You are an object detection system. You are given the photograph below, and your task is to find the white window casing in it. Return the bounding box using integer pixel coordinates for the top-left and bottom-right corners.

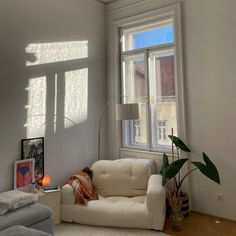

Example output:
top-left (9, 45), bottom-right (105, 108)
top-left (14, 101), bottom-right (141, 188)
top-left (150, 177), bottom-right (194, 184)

top-left (112, 3), bottom-right (186, 156)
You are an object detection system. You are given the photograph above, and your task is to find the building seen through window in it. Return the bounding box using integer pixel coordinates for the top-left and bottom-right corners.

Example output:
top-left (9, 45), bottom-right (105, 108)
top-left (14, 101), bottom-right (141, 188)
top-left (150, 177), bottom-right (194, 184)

top-left (158, 120), bottom-right (167, 140)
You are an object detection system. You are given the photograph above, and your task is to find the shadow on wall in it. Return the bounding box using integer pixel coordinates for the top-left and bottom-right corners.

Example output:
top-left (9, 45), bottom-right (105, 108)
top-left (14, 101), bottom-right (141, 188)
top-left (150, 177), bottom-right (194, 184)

top-left (22, 40), bottom-right (95, 186)
top-left (0, 39), bottom-right (93, 190)
top-left (0, 0), bottom-right (106, 191)
top-left (24, 41), bottom-right (89, 138)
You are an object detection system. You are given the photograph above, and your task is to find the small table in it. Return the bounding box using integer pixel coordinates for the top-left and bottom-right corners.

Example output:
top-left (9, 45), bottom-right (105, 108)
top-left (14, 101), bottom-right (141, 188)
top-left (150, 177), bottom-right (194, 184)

top-left (36, 189), bottom-right (61, 225)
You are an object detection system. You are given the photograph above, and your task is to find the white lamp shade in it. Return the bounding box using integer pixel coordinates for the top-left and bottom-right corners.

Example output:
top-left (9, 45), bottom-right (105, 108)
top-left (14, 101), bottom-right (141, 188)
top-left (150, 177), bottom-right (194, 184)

top-left (116, 103), bottom-right (139, 120)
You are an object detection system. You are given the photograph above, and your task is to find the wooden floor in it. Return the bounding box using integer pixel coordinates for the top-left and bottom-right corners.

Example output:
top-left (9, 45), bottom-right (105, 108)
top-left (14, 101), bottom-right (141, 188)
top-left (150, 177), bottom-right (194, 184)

top-left (163, 211), bottom-right (236, 236)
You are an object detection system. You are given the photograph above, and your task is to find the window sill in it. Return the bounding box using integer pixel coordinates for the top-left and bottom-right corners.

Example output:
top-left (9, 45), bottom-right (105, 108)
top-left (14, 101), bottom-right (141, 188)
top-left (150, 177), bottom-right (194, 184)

top-left (120, 147), bottom-right (163, 155)
top-left (120, 147), bottom-right (178, 159)
top-left (120, 147), bottom-right (174, 155)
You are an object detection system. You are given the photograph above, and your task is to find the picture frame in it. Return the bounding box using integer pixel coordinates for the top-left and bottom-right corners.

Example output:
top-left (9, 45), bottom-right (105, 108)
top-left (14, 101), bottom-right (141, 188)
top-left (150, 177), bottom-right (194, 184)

top-left (21, 137), bottom-right (44, 185)
top-left (14, 158), bottom-right (35, 189)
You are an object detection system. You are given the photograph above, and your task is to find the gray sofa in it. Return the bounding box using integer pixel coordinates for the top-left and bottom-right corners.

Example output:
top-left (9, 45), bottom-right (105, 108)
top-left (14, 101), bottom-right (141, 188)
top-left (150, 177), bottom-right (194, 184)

top-left (0, 203), bottom-right (53, 235)
top-left (0, 225), bottom-right (51, 236)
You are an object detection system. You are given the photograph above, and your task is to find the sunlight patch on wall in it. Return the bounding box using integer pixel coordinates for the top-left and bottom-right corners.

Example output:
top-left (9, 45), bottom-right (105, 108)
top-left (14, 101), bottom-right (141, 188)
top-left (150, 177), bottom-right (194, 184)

top-left (25, 77), bottom-right (46, 138)
top-left (25, 41), bottom-right (88, 66)
top-left (64, 69), bottom-right (88, 128)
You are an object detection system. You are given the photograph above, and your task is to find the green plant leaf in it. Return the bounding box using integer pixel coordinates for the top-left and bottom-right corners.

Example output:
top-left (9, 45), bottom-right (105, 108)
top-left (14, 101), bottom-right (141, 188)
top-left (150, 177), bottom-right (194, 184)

top-left (164, 158), bottom-right (188, 179)
top-left (192, 152), bottom-right (220, 185)
top-left (168, 135), bottom-right (191, 152)
top-left (160, 153), bottom-right (169, 186)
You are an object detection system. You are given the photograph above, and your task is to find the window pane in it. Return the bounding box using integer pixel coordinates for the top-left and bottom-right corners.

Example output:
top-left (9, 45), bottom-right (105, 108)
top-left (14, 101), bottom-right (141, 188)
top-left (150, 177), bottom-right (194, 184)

top-left (124, 103), bottom-right (147, 146)
top-left (122, 54), bottom-right (147, 147)
top-left (133, 25), bottom-right (174, 50)
top-left (122, 54), bottom-right (146, 101)
top-left (149, 49), bottom-right (177, 149)
top-left (122, 20), bottom-right (174, 52)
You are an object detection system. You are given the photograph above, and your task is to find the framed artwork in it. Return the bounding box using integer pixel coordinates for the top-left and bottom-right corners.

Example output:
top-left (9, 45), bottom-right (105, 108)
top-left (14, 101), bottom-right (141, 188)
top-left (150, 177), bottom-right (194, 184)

top-left (21, 137), bottom-right (44, 185)
top-left (14, 159), bottom-right (35, 189)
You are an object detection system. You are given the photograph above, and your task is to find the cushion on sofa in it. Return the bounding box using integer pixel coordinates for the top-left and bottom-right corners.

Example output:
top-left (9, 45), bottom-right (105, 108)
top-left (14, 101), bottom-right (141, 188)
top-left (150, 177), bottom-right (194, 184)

top-left (0, 225), bottom-right (51, 236)
top-left (0, 203), bottom-right (52, 231)
top-left (91, 158), bottom-right (156, 197)
top-left (61, 195), bottom-right (150, 228)
top-left (0, 190), bottom-right (37, 215)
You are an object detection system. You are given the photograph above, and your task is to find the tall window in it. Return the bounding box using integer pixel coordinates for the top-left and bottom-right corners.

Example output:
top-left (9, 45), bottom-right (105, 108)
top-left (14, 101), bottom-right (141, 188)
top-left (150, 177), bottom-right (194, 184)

top-left (120, 14), bottom-right (179, 152)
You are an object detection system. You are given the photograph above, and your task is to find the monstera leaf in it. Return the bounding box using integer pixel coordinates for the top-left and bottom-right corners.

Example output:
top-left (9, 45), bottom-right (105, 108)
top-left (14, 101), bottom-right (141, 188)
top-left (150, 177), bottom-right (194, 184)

top-left (164, 158), bottom-right (188, 180)
top-left (192, 152), bottom-right (220, 185)
top-left (160, 153), bottom-right (169, 186)
top-left (168, 135), bottom-right (191, 152)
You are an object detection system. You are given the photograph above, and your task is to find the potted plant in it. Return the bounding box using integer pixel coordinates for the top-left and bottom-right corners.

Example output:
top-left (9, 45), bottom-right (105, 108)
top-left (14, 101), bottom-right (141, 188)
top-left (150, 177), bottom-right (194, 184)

top-left (160, 131), bottom-right (220, 229)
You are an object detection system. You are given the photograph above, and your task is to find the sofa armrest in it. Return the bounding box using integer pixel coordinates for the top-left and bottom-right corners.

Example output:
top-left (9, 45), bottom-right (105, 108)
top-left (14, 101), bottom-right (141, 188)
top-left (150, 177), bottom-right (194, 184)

top-left (61, 184), bottom-right (75, 205)
top-left (146, 174), bottom-right (166, 212)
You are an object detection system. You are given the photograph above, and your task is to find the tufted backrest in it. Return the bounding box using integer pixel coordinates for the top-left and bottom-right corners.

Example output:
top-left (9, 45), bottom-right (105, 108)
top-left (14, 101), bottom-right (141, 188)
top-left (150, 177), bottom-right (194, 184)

top-left (91, 158), bottom-right (156, 197)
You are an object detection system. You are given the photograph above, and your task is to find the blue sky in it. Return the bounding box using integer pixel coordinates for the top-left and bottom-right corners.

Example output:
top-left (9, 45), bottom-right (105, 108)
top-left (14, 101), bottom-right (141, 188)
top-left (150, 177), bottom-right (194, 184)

top-left (133, 25), bottom-right (174, 49)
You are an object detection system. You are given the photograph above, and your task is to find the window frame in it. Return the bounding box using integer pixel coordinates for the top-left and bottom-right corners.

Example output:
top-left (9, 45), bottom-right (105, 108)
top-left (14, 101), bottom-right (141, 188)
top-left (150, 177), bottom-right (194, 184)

top-left (113, 3), bottom-right (186, 155)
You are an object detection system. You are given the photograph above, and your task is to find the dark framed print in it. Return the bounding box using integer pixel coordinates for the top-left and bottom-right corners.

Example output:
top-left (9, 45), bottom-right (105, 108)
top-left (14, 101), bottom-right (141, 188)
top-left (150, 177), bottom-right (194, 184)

top-left (21, 137), bottom-right (44, 185)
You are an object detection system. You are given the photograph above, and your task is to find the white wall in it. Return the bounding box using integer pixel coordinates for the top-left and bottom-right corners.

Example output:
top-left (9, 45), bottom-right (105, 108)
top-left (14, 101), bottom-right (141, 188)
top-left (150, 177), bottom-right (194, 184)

top-left (0, 0), bottom-right (106, 191)
top-left (106, 0), bottom-right (236, 220)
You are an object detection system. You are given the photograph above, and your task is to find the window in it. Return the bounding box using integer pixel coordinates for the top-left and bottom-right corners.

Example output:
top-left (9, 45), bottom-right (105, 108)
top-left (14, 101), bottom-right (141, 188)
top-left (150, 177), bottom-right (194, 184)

top-left (157, 120), bottom-right (167, 140)
top-left (120, 8), bottom-right (181, 152)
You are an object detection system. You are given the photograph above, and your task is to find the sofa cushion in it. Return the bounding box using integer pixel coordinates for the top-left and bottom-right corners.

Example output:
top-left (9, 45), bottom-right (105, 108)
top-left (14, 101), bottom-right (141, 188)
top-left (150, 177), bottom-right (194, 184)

top-left (0, 203), bottom-right (52, 231)
top-left (0, 225), bottom-right (51, 236)
top-left (0, 190), bottom-right (38, 215)
top-left (91, 158), bottom-right (156, 197)
top-left (61, 195), bottom-right (154, 229)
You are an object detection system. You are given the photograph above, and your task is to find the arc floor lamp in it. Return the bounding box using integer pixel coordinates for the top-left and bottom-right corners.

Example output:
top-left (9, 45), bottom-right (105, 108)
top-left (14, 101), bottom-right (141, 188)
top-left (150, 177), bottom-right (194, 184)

top-left (97, 102), bottom-right (139, 160)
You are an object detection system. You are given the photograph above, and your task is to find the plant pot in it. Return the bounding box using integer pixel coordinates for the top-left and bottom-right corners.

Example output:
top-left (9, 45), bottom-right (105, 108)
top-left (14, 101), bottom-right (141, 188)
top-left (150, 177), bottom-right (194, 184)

top-left (170, 205), bottom-right (184, 231)
top-left (180, 192), bottom-right (189, 217)
top-left (166, 192), bottom-right (189, 217)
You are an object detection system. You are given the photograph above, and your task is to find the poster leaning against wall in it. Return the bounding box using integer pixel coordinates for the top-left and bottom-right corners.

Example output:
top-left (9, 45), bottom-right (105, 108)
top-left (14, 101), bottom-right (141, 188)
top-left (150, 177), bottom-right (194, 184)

top-left (14, 158), bottom-right (35, 189)
top-left (21, 137), bottom-right (44, 185)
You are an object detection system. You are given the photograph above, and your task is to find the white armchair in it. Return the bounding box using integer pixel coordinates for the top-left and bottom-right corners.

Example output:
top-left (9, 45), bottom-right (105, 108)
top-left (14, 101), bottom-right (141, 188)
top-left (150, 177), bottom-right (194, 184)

top-left (61, 158), bottom-right (166, 230)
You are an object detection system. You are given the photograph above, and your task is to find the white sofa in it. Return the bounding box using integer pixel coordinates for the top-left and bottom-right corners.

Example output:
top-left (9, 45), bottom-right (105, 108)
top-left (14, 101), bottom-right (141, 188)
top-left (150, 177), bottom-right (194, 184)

top-left (61, 158), bottom-right (166, 230)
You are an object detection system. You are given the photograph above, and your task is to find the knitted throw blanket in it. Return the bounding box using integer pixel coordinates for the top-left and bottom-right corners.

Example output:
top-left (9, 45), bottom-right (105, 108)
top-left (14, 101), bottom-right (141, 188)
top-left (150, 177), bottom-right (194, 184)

top-left (67, 171), bottom-right (98, 205)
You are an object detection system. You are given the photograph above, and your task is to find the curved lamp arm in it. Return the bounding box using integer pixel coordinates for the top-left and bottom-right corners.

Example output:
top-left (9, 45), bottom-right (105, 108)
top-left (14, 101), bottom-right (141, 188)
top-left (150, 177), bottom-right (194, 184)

top-left (97, 101), bottom-right (110, 161)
